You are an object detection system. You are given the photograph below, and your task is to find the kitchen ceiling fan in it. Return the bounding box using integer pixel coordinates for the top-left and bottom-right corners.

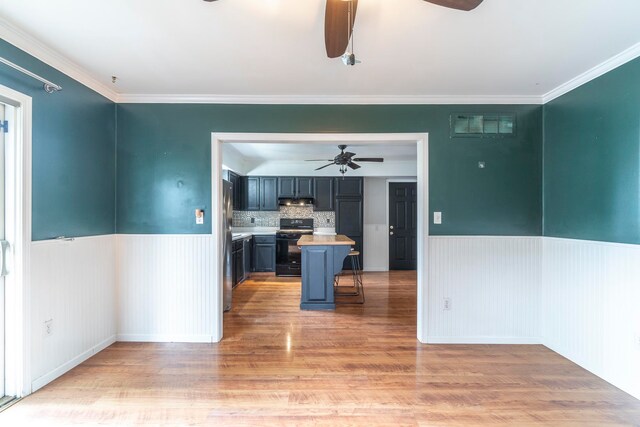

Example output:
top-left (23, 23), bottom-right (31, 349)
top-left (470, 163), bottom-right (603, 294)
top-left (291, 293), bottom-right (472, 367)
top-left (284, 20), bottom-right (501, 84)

top-left (306, 145), bottom-right (384, 176)
top-left (325, 0), bottom-right (484, 61)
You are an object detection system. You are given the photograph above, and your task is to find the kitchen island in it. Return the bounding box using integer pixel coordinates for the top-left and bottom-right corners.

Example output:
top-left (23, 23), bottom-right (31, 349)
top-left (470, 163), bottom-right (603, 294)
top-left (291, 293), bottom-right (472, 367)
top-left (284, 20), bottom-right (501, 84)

top-left (297, 234), bottom-right (355, 310)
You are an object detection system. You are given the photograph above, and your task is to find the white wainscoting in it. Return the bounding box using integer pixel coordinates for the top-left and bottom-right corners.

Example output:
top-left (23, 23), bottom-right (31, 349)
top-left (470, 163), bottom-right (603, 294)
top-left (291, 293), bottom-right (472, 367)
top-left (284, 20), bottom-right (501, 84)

top-left (115, 234), bottom-right (217, 343)
top-left (541, 237), bottom-right (640, 400)
top-left (30, 235), bottom-right (116, 391)
top-left (426, 236), bottom-right (542, 344)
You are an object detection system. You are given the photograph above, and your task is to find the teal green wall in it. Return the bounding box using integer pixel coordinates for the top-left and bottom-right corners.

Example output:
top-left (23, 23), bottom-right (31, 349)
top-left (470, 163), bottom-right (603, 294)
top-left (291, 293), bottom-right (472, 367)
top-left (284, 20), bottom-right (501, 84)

top-left (116, 104), bottom-right (542, 235)
top-left (543, 57), bottom-right (640, 244)
top-left (0, 40), bottom-right (116, 241)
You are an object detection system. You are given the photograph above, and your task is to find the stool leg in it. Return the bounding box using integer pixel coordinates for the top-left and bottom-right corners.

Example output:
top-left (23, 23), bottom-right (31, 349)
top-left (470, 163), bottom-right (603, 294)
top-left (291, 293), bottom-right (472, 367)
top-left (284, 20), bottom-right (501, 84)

top-left (334, 255), bottom-right (361, 298)
top-left (357, 255), bottom-right (364, 303)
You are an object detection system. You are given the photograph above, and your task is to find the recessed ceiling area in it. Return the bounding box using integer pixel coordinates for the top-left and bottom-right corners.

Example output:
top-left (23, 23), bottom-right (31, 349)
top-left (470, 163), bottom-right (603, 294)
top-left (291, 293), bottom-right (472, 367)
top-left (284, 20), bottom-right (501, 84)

top-left (0, 0), bottom-right (639, 100)
top-left (228, 142), bottom-right (417, 162)
top-left (223, 142), bottom-right (417, 177)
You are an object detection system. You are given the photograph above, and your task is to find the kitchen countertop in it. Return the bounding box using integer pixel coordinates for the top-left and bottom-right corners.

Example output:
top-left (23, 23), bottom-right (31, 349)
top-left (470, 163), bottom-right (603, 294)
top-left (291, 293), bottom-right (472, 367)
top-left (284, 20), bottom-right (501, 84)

top-left (231, 233), bottom-right (253, 241)
top-left (231, 227), bottom-right (277, 241)
top-left (297, 234), bottom-right (355, 246)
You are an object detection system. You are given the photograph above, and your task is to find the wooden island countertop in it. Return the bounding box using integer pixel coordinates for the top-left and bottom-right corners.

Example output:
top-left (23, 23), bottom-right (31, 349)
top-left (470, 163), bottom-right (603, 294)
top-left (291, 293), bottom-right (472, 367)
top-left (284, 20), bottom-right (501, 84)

top-left (297, 234), bottom-right (355, 246)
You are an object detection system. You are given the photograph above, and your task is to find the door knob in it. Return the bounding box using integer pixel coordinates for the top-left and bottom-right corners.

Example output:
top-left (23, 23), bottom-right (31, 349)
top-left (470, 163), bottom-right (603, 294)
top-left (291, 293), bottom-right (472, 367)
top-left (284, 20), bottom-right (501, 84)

top-left (390, 231), bottom-right (394, 235)
top-left (390, 225), bottom-right (394, 230)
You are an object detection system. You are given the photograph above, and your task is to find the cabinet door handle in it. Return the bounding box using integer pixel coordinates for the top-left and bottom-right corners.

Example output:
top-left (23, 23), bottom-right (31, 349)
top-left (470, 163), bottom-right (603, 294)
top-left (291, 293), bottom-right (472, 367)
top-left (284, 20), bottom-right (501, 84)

top-left (390, 232), bottom-right (394, 236)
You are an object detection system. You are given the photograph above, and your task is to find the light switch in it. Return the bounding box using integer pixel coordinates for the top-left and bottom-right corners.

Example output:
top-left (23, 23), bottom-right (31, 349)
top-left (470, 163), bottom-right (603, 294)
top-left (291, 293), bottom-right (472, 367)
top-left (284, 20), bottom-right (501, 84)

top-left (195, 209), bottom-right (204, 225)
top-left (434, 212), bottom-right (442, 225)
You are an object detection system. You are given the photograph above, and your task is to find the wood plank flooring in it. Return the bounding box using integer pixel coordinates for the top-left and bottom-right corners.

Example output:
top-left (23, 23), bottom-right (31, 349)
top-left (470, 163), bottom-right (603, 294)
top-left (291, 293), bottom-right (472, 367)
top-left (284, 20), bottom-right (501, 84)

top-left (2, 271), bottom-right (639, 425)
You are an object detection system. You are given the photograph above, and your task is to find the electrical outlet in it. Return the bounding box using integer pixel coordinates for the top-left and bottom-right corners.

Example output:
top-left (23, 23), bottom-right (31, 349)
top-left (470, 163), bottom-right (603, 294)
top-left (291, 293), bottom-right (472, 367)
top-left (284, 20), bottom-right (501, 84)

top-left (44, 319), bottom-right (53, 337)
top-left (443, 297), bottom-right (451, 311)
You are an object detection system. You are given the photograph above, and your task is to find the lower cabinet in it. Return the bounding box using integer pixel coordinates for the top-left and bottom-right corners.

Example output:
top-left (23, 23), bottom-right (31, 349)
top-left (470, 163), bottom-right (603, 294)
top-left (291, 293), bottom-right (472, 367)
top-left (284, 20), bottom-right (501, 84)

top-left (232, 239), bottom-right (244, 287)
top-left (253, 235), bottom-right (276, 272)
top-left (243, 237), bottom-right (252, 278)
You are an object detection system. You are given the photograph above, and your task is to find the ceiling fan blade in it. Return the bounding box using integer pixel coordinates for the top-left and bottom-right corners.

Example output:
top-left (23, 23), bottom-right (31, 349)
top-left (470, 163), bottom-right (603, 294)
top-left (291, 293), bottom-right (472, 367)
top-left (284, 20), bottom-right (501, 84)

top-left (315, 163), bottom-right (336, 171)
top-left (325, 0), bottom-right (358, 58)
top-left (423, 0), bottom-right (483, 11)
top-left (347, 162), bottom-right (361, 170)
top-left (305, 159), bottom-right (334, 162)
top-left (352, 158), bottom-right (384, 162)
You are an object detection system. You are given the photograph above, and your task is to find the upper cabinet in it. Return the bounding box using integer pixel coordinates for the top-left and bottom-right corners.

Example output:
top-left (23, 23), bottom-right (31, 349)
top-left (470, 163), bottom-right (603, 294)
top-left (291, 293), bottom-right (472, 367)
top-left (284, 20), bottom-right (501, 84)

top-left (335, 177), bottom-right (363, 198)
top-left (278, 177), bottom-right (315, 199)
top-left (245, 177), bottom-right (260, 211)
top-left (228, 171), bottom-right (242, 211)
top-left (278, 177), bottom-right (296, 198)
top-left (234, 175), bottom-right (342, 212)
top-left (296, 177), bottom-right (314, 198)
top-left (260, 177), bottom-right (279, 211)
top-left (313, 178), bottom-right (335, 211)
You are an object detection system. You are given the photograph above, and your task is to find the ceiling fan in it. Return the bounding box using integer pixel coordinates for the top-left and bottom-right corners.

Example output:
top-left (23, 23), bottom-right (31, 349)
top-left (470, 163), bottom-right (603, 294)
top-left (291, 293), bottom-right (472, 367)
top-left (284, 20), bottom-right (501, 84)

top-left (306, 145), bottom-right (384, 176)
top-left (325, 0), bottom-right (484, 62)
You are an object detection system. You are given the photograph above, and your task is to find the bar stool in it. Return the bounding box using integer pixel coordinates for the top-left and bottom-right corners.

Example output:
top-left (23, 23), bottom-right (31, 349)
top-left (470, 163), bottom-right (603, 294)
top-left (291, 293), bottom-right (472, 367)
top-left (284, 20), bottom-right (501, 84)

top-left (334, 250), bottom-right (364, 304)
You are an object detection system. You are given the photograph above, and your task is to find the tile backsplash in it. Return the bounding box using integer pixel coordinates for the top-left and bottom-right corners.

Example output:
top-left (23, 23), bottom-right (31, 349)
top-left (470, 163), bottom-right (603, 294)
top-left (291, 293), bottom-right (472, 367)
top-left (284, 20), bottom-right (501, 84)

top-left (233, 206), bottom-right (335, 228)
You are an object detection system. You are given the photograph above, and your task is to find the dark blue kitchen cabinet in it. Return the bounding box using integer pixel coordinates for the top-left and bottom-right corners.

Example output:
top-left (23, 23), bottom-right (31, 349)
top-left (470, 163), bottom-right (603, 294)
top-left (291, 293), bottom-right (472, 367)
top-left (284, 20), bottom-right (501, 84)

top-left (232, 239), bottom-right (245, 287)
top-left (278, 177), bottom-right (296, 198)
top-left (228, 171), bottom-right (243, 211)
top-left (278, 177), bottom-right (314, 199)
top-left (260, 177), bottom-right (279, 211)
top-left (245, 177), bottom-right (260, 211)
top-left (313, 177), bottom-right (335, 211)
top-left (243, 237), bottom-right (252, 279)
top-left (335, 177), bottom-right (363, 198)
top-left (296, 177), bottom-right (314, 198)
top-left (253, 235), bottom-right (276, 272)
top-left (335, 177), bottom-right (364, 269)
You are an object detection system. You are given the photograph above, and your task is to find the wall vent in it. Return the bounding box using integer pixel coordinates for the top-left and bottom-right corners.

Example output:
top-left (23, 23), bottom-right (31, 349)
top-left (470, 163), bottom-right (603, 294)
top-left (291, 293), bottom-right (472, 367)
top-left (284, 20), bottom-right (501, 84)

top-left (450, 113), bottom-right (516, 138)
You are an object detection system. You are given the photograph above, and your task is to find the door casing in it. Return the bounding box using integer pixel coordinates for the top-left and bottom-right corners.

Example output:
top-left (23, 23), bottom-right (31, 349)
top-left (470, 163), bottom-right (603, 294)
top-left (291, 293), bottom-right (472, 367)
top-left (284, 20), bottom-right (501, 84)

top-left (0, 84), bottom-right (32, 399)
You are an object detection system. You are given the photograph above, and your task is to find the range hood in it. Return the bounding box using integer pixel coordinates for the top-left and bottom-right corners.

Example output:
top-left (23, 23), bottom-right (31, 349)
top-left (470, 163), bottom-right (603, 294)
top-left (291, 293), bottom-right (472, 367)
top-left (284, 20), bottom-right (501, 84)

top-left (278, 197), bottom-right (314, 207)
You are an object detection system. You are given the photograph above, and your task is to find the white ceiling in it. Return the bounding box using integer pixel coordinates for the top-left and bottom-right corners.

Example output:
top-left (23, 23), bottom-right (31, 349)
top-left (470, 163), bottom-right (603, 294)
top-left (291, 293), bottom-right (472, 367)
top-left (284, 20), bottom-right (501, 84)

top-left (1, 0), bottom-right (639, 101)
top-left (229, 142), bottom-right (417, 162)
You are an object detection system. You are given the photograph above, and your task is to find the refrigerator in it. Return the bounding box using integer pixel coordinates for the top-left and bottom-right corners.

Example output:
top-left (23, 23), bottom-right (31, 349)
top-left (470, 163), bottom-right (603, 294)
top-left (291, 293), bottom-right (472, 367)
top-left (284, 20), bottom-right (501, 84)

top-left (222, 179), bottom-right (233, 312)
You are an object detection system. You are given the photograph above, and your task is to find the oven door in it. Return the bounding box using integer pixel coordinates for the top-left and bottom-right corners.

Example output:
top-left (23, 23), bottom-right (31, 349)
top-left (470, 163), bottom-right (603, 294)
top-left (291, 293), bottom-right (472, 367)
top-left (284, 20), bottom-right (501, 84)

top-left (276, 234), bottom-right (303, 276)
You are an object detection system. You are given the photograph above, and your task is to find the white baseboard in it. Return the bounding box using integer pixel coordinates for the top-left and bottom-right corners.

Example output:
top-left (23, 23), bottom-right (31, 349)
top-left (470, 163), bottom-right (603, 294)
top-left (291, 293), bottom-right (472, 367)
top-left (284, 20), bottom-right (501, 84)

top-left (426, 336), bottom-right (541, 345)
top-left (31, 335), bottom-right (116, 392)
top-left (116, 334), bottom-right (216, 343)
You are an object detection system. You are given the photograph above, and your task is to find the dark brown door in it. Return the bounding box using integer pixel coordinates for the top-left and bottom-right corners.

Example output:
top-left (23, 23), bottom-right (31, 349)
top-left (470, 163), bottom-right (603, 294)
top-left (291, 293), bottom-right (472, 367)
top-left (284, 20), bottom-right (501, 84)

top-left (389, 182), bottom-right (417, 270)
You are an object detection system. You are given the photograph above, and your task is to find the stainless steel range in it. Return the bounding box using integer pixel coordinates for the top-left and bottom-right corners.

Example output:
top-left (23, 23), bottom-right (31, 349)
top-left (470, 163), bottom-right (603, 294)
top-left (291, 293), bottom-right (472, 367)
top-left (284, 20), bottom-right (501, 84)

top-left (276, 218), bottom-right (314, 277)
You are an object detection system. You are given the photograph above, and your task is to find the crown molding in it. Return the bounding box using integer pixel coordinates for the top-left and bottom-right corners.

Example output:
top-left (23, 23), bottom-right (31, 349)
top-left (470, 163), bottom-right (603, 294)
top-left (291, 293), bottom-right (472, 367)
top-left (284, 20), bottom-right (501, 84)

top-left (0, 17), bottom-right (118, 102)
top-left (542, 41), bottom-right (640, 104)
top-left (117, 93), bottom-right (543, 105)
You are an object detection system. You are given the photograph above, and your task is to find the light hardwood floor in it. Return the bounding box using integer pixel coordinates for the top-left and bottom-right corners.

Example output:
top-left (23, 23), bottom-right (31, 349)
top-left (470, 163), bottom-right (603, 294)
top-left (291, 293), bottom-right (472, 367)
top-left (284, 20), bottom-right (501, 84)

top-left (1, 271), bottom-right (639, 426)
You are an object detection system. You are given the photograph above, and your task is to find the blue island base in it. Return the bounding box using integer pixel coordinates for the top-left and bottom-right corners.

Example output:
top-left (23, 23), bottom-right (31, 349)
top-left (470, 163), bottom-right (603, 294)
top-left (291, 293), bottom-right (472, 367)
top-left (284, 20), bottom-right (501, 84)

top-left (300, 244), bottom-right (351, 311)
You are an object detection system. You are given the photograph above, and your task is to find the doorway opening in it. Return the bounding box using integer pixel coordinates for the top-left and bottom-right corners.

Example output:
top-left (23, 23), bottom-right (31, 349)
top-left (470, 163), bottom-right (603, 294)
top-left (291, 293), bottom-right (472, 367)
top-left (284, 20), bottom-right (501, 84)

top-left (211, 133), bottom-right (428, 342)
top-left (0, 84), bottom-right (32, 406)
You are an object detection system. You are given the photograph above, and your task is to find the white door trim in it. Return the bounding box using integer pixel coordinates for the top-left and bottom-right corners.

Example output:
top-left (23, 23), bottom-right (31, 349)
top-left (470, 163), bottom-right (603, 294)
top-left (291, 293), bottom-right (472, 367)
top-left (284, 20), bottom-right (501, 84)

top-left (211, 133), bottom-right (429, 343)
top-left (0, 84), bottom-right (32, 398)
